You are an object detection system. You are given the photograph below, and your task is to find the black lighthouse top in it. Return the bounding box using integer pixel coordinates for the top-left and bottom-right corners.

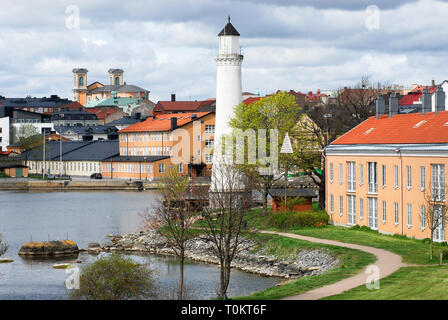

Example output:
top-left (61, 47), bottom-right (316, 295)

top-left (218, 16), bottom-right (240, 36)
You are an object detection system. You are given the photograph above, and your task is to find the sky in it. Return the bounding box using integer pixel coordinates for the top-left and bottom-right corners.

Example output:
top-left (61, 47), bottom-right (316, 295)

top-left (1, 0), bottom-right (448, 102)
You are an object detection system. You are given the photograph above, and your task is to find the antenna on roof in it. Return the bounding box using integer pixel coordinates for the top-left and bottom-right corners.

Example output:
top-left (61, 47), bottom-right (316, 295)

top-left (228, 16), bottom-right (231, 23)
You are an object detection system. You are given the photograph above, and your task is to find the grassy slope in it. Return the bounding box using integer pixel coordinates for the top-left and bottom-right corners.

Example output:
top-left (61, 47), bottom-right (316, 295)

top-left (233, 232), bottom-right (375, 300)
top-left (324, 266), bottom-right (448, 300)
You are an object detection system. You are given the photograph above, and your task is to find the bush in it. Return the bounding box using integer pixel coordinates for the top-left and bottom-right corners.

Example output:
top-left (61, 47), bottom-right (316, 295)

top-left (284, 196), bottom-right (307, 210)
top-left (69, 254), bottom-right (157, 300)
top-left (442, 250), bottom-right (448, 260)
top-left (268, 210), bottom-right (329, 229)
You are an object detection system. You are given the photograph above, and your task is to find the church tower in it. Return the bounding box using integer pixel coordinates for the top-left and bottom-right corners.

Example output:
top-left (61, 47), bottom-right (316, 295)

top-left (214, 16), bottom-right (243, 141)
top-left (72, 68), bottom-right (88, 106)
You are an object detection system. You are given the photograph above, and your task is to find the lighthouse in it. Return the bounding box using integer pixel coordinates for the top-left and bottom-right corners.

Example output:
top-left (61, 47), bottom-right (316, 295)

top-left (210, 17), bottom-right (244, 192)
top-left (214, 16), bottom-right (243, 146)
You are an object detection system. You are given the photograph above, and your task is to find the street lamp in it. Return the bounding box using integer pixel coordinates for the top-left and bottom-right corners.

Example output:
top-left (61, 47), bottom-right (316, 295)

top-left (323, 113), bottom-right (332, 143)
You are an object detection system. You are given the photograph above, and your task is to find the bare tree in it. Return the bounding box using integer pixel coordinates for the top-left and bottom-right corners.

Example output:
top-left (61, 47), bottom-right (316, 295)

top-left (422, 186), bottom-right (448, 260)
top-left (140, 169), bottom-right (197, 300)
top-left (0, 234), bottom-right (7, 257)
top-left (200, 163), bottom-right (250, 299)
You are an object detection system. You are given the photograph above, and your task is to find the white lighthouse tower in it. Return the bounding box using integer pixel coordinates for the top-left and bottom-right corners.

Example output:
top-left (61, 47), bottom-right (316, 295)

top-left (210, 17), bottom-right (244, 192)
top-left (214, 16), bottom-right (243, 146)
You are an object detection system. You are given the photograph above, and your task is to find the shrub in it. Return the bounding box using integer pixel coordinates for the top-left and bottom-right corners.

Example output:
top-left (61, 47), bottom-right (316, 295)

top-left (442, 250), bottom-right (448, 260)
top-left (422, 238), bottom-right (431, 244)
top-left (268, 210), bottom-right (329, 229)
top-left (285, 196), bottom-right (307, 210)
top-left (69, 254), bottom-right (157, 300)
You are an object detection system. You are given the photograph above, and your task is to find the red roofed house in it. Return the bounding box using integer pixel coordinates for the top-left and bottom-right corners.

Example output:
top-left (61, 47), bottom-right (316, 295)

top-left (398, 80), bottom-right (448, 112)
top-left (101, 111), bottom-right (215, 180)
top-left (325, 110), bottom-right (448, 241)
top-left (153, 94), bottom-right (215, 115)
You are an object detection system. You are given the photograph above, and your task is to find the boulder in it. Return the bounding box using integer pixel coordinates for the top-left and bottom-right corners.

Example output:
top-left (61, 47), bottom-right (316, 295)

top-left (18, 240), bottom-right (79, 256)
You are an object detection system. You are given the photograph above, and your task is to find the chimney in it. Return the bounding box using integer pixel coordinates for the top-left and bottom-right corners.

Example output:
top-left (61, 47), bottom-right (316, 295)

top-left (432, 79), bottom-right (436, 87)
top-left (422, 86), bottom-right (432, 115)
top-left (376, 95), bottom-right (385, 119)
top-left (435, 86), bottom-right (446, 113)
top-left (171, 93), bottom-right (176, 102)
top-left (389, 92), bottom-right (398, 117)
top-left (170, 117), bottom-right (177, 130)
top-left (135, 112), bottom-right (141, 120)
top-left (191, 114), bottom-right (198, 120)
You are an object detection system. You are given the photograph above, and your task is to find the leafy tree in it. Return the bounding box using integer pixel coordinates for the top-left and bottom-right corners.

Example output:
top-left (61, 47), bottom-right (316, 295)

top-left (229, 91), bottom-right (301, 215)
top-left (11, 124), bottom-right (43, 166)
top-left (69, 254), bottom-right (157, 300)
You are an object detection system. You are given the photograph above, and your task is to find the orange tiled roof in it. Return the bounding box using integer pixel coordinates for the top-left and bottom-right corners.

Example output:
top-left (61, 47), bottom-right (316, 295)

top-left (331, 111), bottom-right (448, 145)
top-left (243, 97), bottom-right (261, 105)
top-left (119, 112), bottom-right (212, 133)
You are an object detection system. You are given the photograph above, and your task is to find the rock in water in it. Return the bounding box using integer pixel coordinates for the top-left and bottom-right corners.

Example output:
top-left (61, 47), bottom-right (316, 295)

top-left (0, 258), bottom-right (13, 263)
top-left (18, 240), bottom-right (79, 256)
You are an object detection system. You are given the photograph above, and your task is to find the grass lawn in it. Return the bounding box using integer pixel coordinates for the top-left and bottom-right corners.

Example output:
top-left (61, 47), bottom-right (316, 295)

top-left (324, 266), bottom-right (448, 300)
top-left (232, 232), bottom-right (375, 300)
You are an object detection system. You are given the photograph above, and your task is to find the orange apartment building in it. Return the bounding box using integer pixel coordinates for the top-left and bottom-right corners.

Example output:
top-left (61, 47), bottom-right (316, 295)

top-left (101, 112), bottom-right (215, 180)
top-left (325, 111), bottom-right (448, 242)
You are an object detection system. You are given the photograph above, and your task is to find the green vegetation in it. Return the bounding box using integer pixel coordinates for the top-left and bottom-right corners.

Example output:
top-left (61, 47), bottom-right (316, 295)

top-left (234, 233), bottom-right (375, 300)
top-left (266, 210), bottom-right (329, 230)
top-left (0, 171), bottom-right (8, 178)
top-left (291, 224), bottom-right (448, 265)
top-left (69, 254), bottom-right (157, 300)
top-left (324, 266), bottom-right (448, 300)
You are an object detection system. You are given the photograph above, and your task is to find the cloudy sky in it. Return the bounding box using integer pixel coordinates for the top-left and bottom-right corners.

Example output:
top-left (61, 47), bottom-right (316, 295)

top-left (1, 0), bottom-right (448, 102)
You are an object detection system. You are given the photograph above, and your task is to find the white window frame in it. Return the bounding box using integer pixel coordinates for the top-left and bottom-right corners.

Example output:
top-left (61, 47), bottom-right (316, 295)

top-left (407, 204), bottom-right (412, 228)
top-left (368, 162), bottom-right (378, 194)
top-left (406, 165), bottom-right (412, 190)
top-left (330, 195), bottom-right (334, 214)
top-left (381, 165), bottom-right (386, 187)
top-left (347, 161), bottom-right (356, 192)
top-left (420, 205), bottom-right (426, 230)
top-left (339, 196), bottom-right (343, 216)
top-left (359, 164), bottom-right (364, 186)
top-left (393, 165), bottom-right (399, 189)
top-left (368, 197), bottom-right (378, 230)
top-left (394, 202), bottom-right (399, 226)
top-left (382, 200), bottom-right (386, 224)
top-left (347, 195), bottom-right (356, 225)
top-left (339, 163), bottom-right (343, 185)
top-left (420, 166), bottom-right (425, 191)
top-left (359, 198), bottom-right (364, 220)
top-left (329, 163), bottom-right (334, 183)
top-left (432, 164), bottom-right (445, 202)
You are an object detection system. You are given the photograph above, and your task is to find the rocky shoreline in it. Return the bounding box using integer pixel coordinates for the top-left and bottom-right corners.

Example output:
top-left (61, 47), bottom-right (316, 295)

top-left (93, 230), bottom-right (340, 279)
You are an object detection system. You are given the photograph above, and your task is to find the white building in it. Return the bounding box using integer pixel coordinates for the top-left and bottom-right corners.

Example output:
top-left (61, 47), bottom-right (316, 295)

top-left (0, 117), bottom-right (10, 151)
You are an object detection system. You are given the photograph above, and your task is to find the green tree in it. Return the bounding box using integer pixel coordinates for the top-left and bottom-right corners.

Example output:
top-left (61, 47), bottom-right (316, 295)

top-left (69, 254), bottom-right (157, 300)
top-left (11, 124), bottom-right (43, 166)
top-left (229, 91), bottom-right (301, 215)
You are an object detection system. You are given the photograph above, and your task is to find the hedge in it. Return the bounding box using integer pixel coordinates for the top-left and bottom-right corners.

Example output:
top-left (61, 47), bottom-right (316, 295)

top-left (267, 210), bottom-right (329, 229)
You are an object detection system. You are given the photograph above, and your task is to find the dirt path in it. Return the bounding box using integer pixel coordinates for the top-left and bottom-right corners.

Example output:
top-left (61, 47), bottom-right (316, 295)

top-left (259, 230), bottom-right (406, 300)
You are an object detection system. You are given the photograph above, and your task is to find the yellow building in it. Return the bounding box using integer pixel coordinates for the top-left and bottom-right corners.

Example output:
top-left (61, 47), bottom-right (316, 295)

top-left (101, 112), bottom-right (215, 180)
top-left (72, 68), bottom-right (149, 106)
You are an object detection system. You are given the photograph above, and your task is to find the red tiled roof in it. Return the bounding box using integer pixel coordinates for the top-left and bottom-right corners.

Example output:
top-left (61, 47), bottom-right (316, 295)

top-left (119, 112), bottom-right (212, 133)
top-left (398, 86), bottom-right (438, 106)
top-left (155, 100), bottom-right (214, 112)
top-left (243, 97), bottom-right (261, 105)
top-left (331, 111), bottom-right (448, 145)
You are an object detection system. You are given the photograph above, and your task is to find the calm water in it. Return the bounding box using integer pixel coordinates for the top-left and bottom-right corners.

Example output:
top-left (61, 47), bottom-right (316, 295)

top-left (0, 191), bottom-right (278, 299)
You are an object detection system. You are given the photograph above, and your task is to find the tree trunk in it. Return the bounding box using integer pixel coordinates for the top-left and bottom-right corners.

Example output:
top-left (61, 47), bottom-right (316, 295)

top-left (178, 250), bottom-right (184, 300)
top-left (262, 187), bottom-right (268, 216)
top-left (430, 232), bottom-right (434, 261)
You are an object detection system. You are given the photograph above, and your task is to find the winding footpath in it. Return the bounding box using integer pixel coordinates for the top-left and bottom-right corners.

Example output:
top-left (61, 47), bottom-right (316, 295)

top-left (259, 230), bottom-right (406, 300)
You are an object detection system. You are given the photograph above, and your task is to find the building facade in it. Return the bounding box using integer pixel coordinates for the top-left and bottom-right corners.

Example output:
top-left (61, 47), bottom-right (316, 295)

top-left (326, 111), bottom-right (448, 242)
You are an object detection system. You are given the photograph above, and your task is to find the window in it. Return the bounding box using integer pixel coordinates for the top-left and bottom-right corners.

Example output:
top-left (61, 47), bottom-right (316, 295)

top-left (406, 166), bottom-right (412, 190)
top-left (339, 196), bottom-right (343, 216)
top-left (394, 202), bottom-right (399, 226)
top-left (420, 205), bottom-right (426, 230)
top-left (347, 162), bottom-right (356, 192)
top-left (394, 165), bottom-right (398, 188)
top-left (339, 163), bottom-right (343, 185)
top-left (368, 162), bottom-right (377, 194)
top-left (177, 164), bottom-right (183, 173)
top-left (407, 204), bottom-right (412, 227)
top-left (79, 76), bottom-right (84, 86)
top-left (382, 200), bottom-right (386, 223)
top-left (330, 195), bottom-right (334, 214)
top-left (360, 198), bottom-right (364, 220)
top-left (368, 197), bottom-right (378, 230)
top-left (359, 164), bottom-right (364, 185)
top-left (197, 135), bottom-right (201, 142)
top-left (330, 163), bottom-right (334, 183)
top-left (205, 154), bottom-right (213, 164)
top-left (159, 163), bottom-right (165, 173)
top-left (381, 165), bottom-right (386, 187)
top-left (432, 164), bottom-right (445, 202)
top-left (347, 195), bottom-right (356, 225)
top-left (420, 166), bottom-right (425, 191)
top-left (205, 139), bottom-right (214, 149)
top-left (205, 125), bottom-right (215, 134)
top-left (115, 76), bottom-right (120, 85)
